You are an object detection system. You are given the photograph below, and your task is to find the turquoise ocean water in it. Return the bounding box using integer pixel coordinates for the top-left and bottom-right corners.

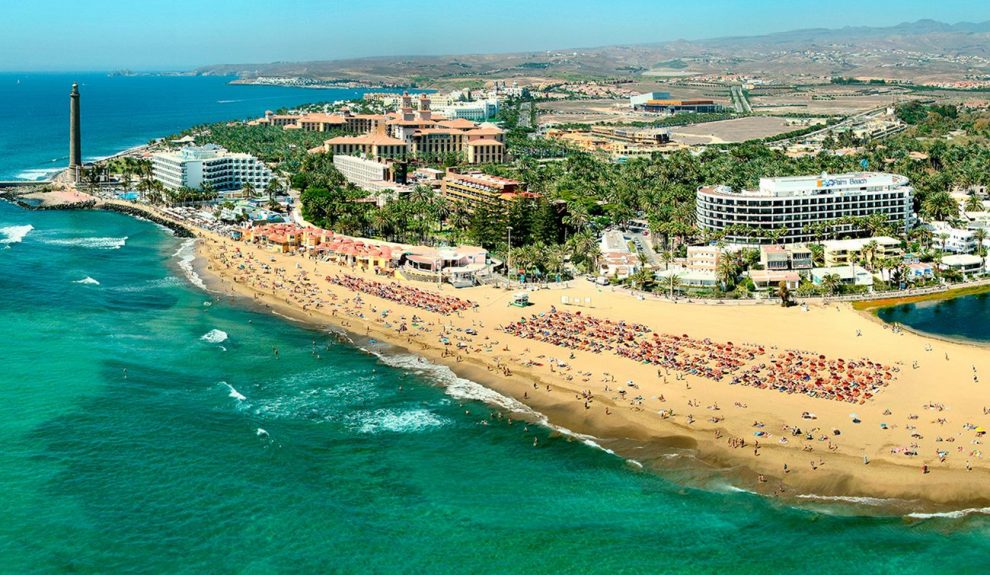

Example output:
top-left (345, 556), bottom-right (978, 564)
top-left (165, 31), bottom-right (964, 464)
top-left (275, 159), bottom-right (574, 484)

top-left (2, 75), bottom-right (990, 573)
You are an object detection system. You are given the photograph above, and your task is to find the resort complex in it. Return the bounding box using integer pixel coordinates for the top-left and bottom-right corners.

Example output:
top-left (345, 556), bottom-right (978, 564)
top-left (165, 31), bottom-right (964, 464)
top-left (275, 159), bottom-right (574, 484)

top-left (262, 92), bottom-right (506, 164)
top-left (151, 144), bottom-right (273, 193)
top-left (696, 172), bottom-right (916, 244)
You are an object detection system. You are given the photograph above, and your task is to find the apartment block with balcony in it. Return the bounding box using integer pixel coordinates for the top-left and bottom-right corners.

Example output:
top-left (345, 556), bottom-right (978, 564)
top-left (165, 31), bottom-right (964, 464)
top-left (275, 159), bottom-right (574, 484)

top-left (821, 236), bottom-right (903, 267)
top-left (696, 172), bottom-right (916, 245)
top-left (152, 144), bottom-right (272, 193)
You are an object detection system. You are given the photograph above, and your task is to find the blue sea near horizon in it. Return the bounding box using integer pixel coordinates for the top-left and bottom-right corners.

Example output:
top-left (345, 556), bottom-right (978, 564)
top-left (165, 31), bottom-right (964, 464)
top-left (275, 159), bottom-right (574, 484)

top-left (0, 72), bottom-right (399, 181)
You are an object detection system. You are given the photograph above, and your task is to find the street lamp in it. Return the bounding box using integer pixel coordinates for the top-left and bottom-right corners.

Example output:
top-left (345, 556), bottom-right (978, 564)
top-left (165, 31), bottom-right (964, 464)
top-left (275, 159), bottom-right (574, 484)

top-left (507, 225), bottom-right (513, 282)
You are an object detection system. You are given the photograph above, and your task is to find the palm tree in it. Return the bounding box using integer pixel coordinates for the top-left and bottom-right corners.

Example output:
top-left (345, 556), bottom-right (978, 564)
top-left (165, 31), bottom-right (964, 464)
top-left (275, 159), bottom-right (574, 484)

top-left (820, 273), bottom-right (842, 296)
top-left (630, 267), bottom-right (656, 292)
top-left (862, 240), bottom-right (879, 271)
top-left (921, 190), bottom-right (959, 222)
top-left (562, 203), bottom-right (590, 234)
top-left (974, 228), bottom-right (988, 270)
top-left (266, 178), bottom-right (281, 204)
top-left (546, 244), bottom-right (568, 282)
top-left (659, 249), bottom-right (674, 271)
top-left (666, 273), bottom-right (682, 299)
top-left (715, 253), bottom-right (740, 291)
top-left (964, 193), bottom-right (984, 213)
top-left (936, 232), bottom-right (950, 256)
top-left (777, 280), bottom-right (792, 307)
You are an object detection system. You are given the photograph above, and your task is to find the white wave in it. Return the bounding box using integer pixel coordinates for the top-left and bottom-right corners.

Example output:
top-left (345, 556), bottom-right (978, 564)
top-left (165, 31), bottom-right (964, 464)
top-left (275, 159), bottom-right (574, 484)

top-left (201, 329), bottom-right (229, 344)
top-left (272, 310), bottom-right (303, 323)
top-left (371, 351), bottom-right (618, 456)
top-left (14, 168), bottom-right (62, 181)
top-left (907, 507), bottom-right (990, 520)
top-left (220, 381), bottom-right (246, 401)
top-left (172, 239), bottom-right (206, 290)
top-left (349, 408), bottom-right (448, 434)
top-left (72, 276), bottom-right (100, 285)
top-left (720, 484), bottom-right (757, 495)
top-left (107, 277), bottom-right (183, 293)
top-left (256, 428), bottom-right (269, 437)
top-left (0, 224), bottom-right (34, 245)
top-left (43, 236), bottom-right (127, 250)
top-left (796, 494), bottom-right (894, 506)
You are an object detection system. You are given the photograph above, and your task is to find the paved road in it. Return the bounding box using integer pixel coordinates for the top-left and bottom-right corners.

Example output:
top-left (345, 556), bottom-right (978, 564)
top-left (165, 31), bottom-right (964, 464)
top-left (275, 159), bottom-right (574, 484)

top-left (625, 230), bottom-right (660, 267)
top-left (730, 85), bottom-right (751, 114)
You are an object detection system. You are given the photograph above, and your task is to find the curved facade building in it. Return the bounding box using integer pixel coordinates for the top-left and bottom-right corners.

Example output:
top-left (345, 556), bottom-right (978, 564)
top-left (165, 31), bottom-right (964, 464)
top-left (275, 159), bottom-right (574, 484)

top-left (696, 172), bottom-right (915, 244)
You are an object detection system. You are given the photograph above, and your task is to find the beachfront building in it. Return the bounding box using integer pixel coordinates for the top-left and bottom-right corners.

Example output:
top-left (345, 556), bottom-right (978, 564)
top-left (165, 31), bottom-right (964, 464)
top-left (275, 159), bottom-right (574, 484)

top-left (821, 237), bottom-right (902, 267)
top-left (599, 230), bottom-right (640, 279)
top-left (906, 262), bottom-right (936, 281)
top-left (940, 254), bottom-right (985, 277)
top-left (759, 244), bottom-right (813, 271)
top-left (927, 221), bottom-right (978, 254)
top-left (655, 267), bottom-right (718, 289)
top-left (441, 169), bottom-right (532, 212)
top-left (810, 266), bottom-right (875, 290)
top-left (685, 246), bottom-right (723, 273)
top-left (748, 270), bottom-right (801, 292)
top-left (696, 172), bottom-right (916, 245)
top-left (152, 144), bottom-right (272, 192)
top-left (400, 246), bottom-right (491, 287)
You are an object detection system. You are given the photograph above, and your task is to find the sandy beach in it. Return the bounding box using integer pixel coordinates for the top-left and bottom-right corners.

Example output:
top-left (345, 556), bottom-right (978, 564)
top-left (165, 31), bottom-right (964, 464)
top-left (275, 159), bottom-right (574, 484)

top-left (156, 219), bottom-right (989, 512)
top-left (15, 188), bottom-right (990, 510)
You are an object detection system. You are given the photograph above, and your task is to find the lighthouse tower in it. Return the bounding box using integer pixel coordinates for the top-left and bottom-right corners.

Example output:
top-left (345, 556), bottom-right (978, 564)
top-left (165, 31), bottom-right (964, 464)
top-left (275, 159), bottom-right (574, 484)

top-left (69, 83), bottom-right (82, 181)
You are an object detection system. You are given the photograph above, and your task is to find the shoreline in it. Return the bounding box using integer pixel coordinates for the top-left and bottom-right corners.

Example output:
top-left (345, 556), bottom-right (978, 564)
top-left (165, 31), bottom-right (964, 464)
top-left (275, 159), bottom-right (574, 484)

top-left (13, 192), bottom-right (990, 514)
top-left (185, 224), bottom-right (990, 513)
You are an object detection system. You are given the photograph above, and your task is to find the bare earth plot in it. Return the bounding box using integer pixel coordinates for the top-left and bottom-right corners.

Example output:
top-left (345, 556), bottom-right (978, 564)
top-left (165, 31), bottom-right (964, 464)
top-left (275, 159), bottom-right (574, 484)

top-left (670, 116), bottom-right (795, 144)
top-left (750, 86), bottom-right (921, 116)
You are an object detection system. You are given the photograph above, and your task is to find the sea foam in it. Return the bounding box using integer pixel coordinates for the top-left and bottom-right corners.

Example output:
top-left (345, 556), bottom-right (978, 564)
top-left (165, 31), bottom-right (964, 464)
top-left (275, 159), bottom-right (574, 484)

top-left (369, 350), bottom-right (617, 456)
top-left (43, 236), bottom-right (127, 250)
top-left (14, 167), bottom-right (62, 181)
top-left (349, 408), bottom-right (448, 434)
top-left (172, 239), bottom-right (206, 290)
top-left (907, 507), bottom-right (990, 520)
top-left (0, 224), bottom-right (34, 245)
top-left (72, 276), bottom-right (100, 285)
top-left (201, 329), bottom-right (229, 344)
top-left (220, 381), bottom-right (246, 401)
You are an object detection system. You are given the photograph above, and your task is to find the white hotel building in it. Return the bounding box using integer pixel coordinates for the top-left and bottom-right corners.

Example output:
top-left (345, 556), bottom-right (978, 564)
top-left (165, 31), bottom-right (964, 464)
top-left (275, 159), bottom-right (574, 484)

top-left (696, 172), bottom-right (915, 244)
top-left (152, 144), bottom-right (273, 192)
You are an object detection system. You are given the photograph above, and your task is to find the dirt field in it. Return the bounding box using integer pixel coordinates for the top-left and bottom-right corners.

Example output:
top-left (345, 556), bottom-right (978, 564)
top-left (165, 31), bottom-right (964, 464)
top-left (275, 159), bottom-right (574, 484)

top-left (749, 85), bottom-right (922, 116)
top-left (670, 116), bottom-right (798, 144)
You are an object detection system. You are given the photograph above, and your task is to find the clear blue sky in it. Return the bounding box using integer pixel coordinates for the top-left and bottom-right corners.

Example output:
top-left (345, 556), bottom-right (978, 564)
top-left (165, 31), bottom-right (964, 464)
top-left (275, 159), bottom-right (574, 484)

top-left (4, 0), bottom-right (990, 71)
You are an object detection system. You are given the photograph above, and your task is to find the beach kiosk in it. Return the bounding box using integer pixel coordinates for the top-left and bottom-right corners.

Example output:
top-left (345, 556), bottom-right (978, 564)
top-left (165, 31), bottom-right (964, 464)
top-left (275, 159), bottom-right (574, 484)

top-left (510, 292), bottom-right (531, 307)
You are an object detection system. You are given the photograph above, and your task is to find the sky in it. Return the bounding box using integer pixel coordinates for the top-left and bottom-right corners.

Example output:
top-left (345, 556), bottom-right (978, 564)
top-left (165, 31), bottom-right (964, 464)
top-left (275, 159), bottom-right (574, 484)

top-left (3, 0), bottom-right (990, 71)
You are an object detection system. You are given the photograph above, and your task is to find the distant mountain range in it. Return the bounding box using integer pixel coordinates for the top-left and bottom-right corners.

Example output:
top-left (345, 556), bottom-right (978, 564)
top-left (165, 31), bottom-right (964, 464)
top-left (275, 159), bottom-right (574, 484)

top-left (195, 19), bottom-right (990, 86)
